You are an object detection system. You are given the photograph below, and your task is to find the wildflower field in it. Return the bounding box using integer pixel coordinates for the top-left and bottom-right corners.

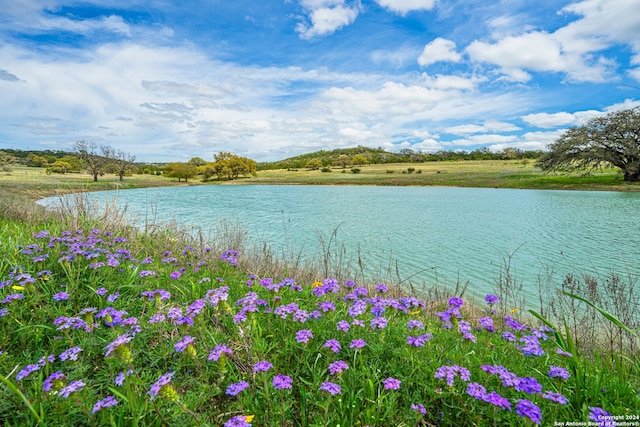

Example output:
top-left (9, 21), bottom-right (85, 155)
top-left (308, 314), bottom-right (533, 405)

top-left (0, 217), bottom-right (638, 426)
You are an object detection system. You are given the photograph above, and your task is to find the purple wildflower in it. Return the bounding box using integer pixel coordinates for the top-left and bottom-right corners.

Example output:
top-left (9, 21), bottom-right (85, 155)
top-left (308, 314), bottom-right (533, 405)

top-left (104, 334), bottom-right (133, 359)
top-left (548, 366), bottom-right (570, 380)
top-left (52, 292), bottom-right (69, 301)
top-left (174, 336), bottom-right (195, 353)
top-left (226, 381), bottom-right (250, 396)
top-left (434, 365), bottom-right (471, 386)
top-left (319, 381), bottom-right (341, 395)
top-left (59, 346), bottom-right (83, 361)
top-left (115, 371), bottom-right (126, 386)
top-left (96, 287), bottom-right (108, 296)
top-left (272, 374), bottom-right (293, 390)
top-left (348, 300), bottom-right (368, 317)
top-left (148, 372), bottom-right (174, 400)
top-left (478, 316), bottom-right (495, 332)
top-left (337, 320), bottom-right (350, 332)
top-left (253, 361), bottom-right (273, 373)
top-left (208, 344), bottom-right (233, 361)
top-left (448, 296), bottom-right (464, 308)
top-left (411, 403), bottom-right (427, 414)
top-left (323, 339), bottom-right (342, 353)
top-left (484, 391), bottom-right (511, 410)
top-left (16, 364), bottom-right (40, 380)
top-left (542, 391), bottom-right (569, 404)
top-left (375, 283), bottom-right (388, 293)
top-left (515, 399), bottom-right (542, 425)
top-left (224, 415), bottom-right (251, 427)
top-left (92, 395), bottom-right (119, 413)
top-left (382, 377), bottom-right (401, 390)
top-left (407, 319), bottom-right (425, 330)
top-left (295, 329), bottom-right (313, 344)
top-left (502, 331), bottom-right (517, 342)
top-left (148, 313), bottom-right (166, 323)
top-left (589, 407), bottom-right (612, 425)
top-left (350, 339), bottom-right (367, 349)
top-left (328, 360), bottom-right (349, 375)
top-left (466, 382), bottom-right (487, 400)
top-left (59, 380), bottom-right (85, 398)
top-left (505, 316), bottom-right (527, 331)
top-left (406, 333), bottom-right (433, 347)
top-left (42, 371), bottom-right (65, 391)
top-left (485, 294), bottom-right (499, 305)
top-left (370, 316), bottom-right (388, 329)
top-left (519, 335), bottom-right (544, 356)
top-left (515, 377), bottom-right (542, 394)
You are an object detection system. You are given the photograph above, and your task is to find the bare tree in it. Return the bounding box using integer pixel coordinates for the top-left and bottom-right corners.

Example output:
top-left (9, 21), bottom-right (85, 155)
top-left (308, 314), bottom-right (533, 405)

top-left (73, 140), bottom-right (108, 182)
top-left (103, 147), bottom-right (136, 181)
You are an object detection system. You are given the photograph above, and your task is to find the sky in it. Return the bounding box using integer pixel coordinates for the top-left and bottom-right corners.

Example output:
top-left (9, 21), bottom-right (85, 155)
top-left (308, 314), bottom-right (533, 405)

top-left (1, 0), bottom-right (639, 163)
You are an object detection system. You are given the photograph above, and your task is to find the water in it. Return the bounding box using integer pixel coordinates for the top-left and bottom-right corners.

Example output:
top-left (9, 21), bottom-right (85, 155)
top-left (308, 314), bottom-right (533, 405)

top-left (38, 185), bottom-right (640, 299)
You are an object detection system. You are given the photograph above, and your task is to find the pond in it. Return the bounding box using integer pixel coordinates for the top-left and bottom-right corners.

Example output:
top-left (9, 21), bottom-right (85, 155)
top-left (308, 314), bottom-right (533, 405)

top-left (38, 185), bottom-right (640, 301)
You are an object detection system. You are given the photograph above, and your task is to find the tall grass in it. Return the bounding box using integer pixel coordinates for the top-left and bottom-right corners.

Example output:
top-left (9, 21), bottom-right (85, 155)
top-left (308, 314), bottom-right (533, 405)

top-left (0, 192), bottom-right (639, 426)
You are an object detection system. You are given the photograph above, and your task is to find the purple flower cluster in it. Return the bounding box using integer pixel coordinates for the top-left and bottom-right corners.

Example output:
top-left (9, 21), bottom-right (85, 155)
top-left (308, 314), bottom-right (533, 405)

top-left (319, 381), bottom-right (341, 395)
top-left (383, 377), bottom-right (401, 390)
top-left (434, 365), bottom-right (471, 386)
top-left (272, 374), bottom-right (293, 390)
top-left (295, 329), bottom-right (313, 344)
top-left (226, 381), bottom-right (250, 396)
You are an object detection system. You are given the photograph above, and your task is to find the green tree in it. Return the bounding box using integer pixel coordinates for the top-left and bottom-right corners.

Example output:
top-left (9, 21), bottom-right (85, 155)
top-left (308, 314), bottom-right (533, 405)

top-left (336, 154), bottom-right (350, 168)
top-left (0, 151), bottom-right (17, 173)
top-left (305, 158), bottom-right (323, 170)
top-left (203, 152), bottom-right (257, 180)
top-left (59, 155), bottom-right (83, 172)
top-left (189, 157), bottom-right (207, 167)
top-left (48, 160), bottom-right (73, 174)
top-left (163, 162), bottom-right (198, 182)
top-left (25, 154), bottom-right (49, 167)
top-left (537, 107), bottom-right (640, 181)
top-left (352, 154), bottom-right (369, 166)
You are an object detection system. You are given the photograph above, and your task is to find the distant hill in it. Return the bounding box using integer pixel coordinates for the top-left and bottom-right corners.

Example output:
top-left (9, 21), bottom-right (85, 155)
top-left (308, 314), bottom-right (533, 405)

top-left (257, 146), bottom-right (543, 170)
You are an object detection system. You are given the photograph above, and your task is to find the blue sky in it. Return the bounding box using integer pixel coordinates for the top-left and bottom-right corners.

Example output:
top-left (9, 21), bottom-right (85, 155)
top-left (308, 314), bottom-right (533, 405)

top-left (1, 0), bottom-right (639, 162)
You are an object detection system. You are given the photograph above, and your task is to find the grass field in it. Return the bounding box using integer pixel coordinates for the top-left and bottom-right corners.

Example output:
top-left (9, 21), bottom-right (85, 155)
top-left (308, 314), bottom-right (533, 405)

top-left (249, 161), bottom-right (640, 191)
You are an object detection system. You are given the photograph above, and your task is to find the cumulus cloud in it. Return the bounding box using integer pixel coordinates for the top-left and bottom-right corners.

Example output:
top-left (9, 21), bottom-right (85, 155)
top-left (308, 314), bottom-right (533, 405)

top-left (465, 0), bottom-right (640, 83)
top-left (374, 0), bottom-right (437, 15)
top-left (295, 0), bottom-right (362, 39)
top-left (418, 38), bottom-right (462, 67)
top-left (522, 109), bottom-right (603, 128)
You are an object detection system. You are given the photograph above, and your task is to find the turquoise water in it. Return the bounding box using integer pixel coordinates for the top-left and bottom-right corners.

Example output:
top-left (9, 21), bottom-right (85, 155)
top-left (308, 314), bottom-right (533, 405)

top-left (39, 185), bottom-right (640, 298)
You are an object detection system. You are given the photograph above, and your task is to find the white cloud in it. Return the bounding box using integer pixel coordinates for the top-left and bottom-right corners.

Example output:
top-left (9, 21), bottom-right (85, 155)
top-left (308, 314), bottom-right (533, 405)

top-left (446, 134), bottom-right (518, 147)
top-left (521, 112), bottom-right (577, 128)
top-left (419, 73), bottom-right (484, 90)
top-left (465, 0), bottom-right (640, 83)
top-left (522, 108), bottom-right (616, 128)
top-left (445, 120), bottom-right (520, 135)
top-left (374, 0), bottom-right (437, 15)
top-left (296, 0), bottom-right (361, 39)
top-left (418, 38), bottom-right (461, 67)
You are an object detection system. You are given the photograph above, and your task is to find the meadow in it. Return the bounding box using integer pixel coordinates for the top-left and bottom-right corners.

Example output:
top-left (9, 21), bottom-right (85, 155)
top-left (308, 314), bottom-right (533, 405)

top-left (0, 166), bottom-right (639, 426)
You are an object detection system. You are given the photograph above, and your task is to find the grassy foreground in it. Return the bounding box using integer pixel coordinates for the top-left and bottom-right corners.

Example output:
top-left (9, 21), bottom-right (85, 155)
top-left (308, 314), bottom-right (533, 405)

top-left (0, 206), bottom-right (639, 425)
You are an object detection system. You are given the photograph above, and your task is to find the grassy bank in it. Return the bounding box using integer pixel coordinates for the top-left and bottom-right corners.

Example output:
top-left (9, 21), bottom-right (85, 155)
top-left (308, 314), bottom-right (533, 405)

top-left (249, 161), bottom-right (640, 192)
top-left (0, 172), bottom-right (639, 426)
